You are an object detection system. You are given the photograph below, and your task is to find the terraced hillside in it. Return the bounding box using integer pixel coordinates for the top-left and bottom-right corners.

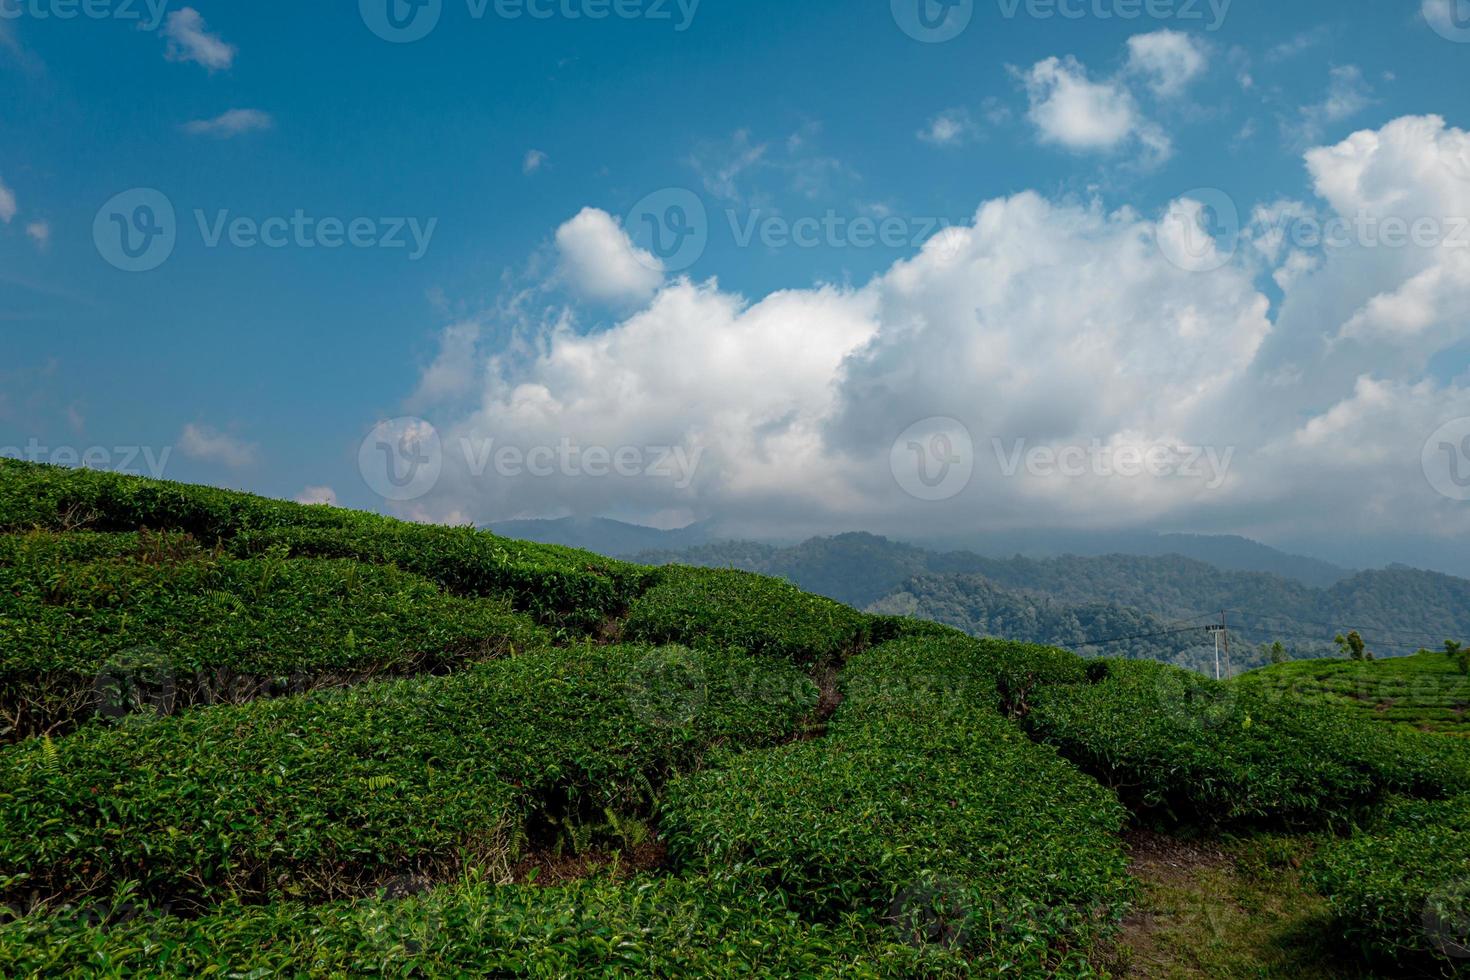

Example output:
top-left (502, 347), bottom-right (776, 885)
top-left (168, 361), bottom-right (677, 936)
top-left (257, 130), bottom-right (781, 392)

top-left (2, 459), bottom-right (1469, 976)
top-left (1236, 652), bottom-right (1470, 737)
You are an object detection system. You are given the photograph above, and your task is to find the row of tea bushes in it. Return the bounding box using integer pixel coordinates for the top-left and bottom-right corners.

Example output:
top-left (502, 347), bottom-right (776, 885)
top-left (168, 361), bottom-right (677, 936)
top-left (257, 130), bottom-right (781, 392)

top-left (0, 645), bottom-right (815, 910)
top-left (1309, 794), bottom-right (1470, 969)
top-left (0, 460), bottom-right (649, 633)
top-left (0, 873), bottom-right (972, 978)
top-left (1023, 658), bottom-right (1470, 827)
top-left (1, 536), bottom-right (549, 740)
top-left (624, 565), bottom-right (872, 665)
top-left (661, 636), bottom-right (1134, 973)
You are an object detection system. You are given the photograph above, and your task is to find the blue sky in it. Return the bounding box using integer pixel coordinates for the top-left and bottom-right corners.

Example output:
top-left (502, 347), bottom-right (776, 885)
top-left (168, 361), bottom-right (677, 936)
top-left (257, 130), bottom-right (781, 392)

top-left (3, 0), bottom-right (1470, 571)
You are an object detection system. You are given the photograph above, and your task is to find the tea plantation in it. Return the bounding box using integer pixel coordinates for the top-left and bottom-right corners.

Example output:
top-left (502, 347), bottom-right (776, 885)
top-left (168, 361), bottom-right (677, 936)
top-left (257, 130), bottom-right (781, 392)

top-left (2, 459), bottom-right (1469, 976)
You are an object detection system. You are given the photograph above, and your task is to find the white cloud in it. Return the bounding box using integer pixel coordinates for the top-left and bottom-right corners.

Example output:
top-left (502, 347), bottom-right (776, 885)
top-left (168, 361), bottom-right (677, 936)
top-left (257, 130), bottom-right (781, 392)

top-left (0, 175), bottom-right (15, 223)
top-left (162, 8), bottom-right (235, 71)
top-left (25, 221), bottom-right (48, 250)
top-left (554, 207), bottom-right (664, 306)
top-left (1126, 30), bottom-right (1208, 97)
top-left (1020, 55), bottom-right (1171, 163)
top-left (182, 108), bottom-right (273, 137)
top-left (387, 116), bottom-right (1470, 547)
top-left (1297, 66), bottom-right (1374, 143)
top-left (918, 108), bottom-right (976, 147)
top-left (178, 424), bottom-right (257, 468)
top-left (295, 485), bottom-right (338, 506)
top-left (523, 149), bottom-right (547, 175)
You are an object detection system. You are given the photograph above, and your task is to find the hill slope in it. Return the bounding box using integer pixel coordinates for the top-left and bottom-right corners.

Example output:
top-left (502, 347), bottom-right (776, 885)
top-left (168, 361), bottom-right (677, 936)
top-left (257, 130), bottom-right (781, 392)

top-left (1, 460), bottom-right (1468, 976)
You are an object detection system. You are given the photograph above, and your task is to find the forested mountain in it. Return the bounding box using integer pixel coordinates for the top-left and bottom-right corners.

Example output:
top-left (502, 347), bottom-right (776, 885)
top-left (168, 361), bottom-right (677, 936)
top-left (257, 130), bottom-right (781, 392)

top-left (640, 533), bottom-right (1470, 661)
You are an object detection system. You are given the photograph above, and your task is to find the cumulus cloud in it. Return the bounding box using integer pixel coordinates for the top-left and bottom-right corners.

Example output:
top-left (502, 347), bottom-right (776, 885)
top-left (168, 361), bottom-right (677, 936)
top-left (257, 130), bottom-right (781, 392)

top-left (523, 149), bottom-right (547, 175)
top-left (1019, 55), bottom-right (1171, 164)
top-left (295, 485), bottom-right (338, 506)
top-left (178, 424), bottom-right (257, 468)
top-left (0, 175), bottom-right (15, 223)
top-left (554, 207), bottom-right (664, 306)
top-left (918, 108), bottom-right (976, 146)
top-left (162, 8), bottom-right (235, 71)
top-left (182, 108), bottom-right (273, 137)
top-left (384, 116), bottom-right (1470, 548)
top-left (25, 221), bottom-right (48, 250)
top-left (1126, 30), bottom-right (1208, 97)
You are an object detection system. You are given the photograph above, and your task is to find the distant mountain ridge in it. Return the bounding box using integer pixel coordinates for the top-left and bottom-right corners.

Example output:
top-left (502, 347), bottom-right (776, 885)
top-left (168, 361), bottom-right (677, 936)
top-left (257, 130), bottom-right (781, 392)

top-left (635, 533), bottom-right (1470, 661)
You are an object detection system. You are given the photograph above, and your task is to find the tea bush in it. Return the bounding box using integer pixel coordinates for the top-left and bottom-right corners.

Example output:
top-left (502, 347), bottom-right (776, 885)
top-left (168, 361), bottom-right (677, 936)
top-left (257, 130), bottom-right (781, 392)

top-left (662, 637), bottom-right (1132, 973)
top-left (0, 645), bottom-right (815, 909)
top-left (624, 565), bottom-right (869, 665)
top-left (0, 873), bottom-right (972, 978)
top-left (1, 536), bottom-right (550, 739)
top-left (1309, 794), bottom-right (1470, 968)
top-left (1024, 658), bottom-right (1470, 826)
top-left (0, 460), bottom-right (649, 632)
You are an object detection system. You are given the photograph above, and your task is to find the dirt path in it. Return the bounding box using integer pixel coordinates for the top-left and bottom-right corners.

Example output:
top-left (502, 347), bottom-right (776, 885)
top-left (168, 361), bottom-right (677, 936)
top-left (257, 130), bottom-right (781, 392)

top-left (1108, 831), bottom-right (1376, 979)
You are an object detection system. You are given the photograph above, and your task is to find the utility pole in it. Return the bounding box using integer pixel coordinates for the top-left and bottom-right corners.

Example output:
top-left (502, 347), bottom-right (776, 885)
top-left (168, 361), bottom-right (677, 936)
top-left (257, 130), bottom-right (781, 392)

top-left (1207, 612), bottom-right (1229, 681)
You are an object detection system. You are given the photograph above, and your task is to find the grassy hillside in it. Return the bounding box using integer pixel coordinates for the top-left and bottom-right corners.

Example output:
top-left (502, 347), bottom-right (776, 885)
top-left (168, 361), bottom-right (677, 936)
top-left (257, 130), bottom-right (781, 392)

top-left (2, 460), bottom-right (1469, 976)
top-left (1236, 651), bottom-right (1470, 737)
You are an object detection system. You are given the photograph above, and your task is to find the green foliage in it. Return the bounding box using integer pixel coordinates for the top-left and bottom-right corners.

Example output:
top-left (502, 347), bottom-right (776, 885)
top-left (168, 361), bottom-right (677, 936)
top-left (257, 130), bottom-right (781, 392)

top-left (1309, 794), bottom-right (1470, 969)
top-left (1335, 630), bottom-right (1373, 662)
top-left (661, 637), bottom-right (1132, 973)
top-left (0, 535), bottom-right (550, 739)
top-left (0, 460), bottom-right (649, 633)
top-left (0, 645), bottom-right (814, 908)
top-left (1236, 651), bottom-right (1470, 737)
top-left (0, 873), bottom-right (970, 977)
top-left (624, 564), bottom-right (869, 665)
top-left (1023, 658), bottom-right (1470, 827)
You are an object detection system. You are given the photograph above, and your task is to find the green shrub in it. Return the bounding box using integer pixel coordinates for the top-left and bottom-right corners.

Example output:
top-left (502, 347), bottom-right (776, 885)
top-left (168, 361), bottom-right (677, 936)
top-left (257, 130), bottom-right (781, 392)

top-left (0, 461), bottom-right (650, 633)
top-left (1024, 658), bottom-right (1470, 827)
top-left (0, 645), bottom-right (815, 909)
top-left (661, 637), bottom-right (1132, 973)
top-left (624, 565), bottom-right (869, 665)
top-left (233, 523), bottom-right (649, 633)
top-left (1309, 794), bottom-right (1470, 968)
top-left (0, 537), bottom-right (550, 740)
top-left (0, 873), bottom-right (970, 978)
